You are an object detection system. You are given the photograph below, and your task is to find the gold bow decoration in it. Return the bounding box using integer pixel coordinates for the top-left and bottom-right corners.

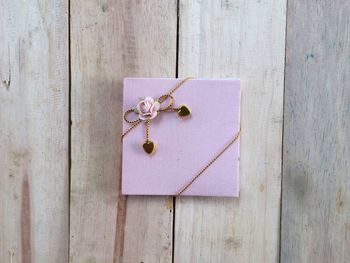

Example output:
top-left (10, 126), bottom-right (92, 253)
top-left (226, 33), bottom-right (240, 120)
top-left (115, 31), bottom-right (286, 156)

top-left (123, 78), bottom-right (192, 154)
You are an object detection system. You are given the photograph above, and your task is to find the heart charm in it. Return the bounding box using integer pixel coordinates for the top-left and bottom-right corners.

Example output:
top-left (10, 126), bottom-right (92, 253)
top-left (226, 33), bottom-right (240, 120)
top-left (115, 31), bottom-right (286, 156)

top-left (143, 140), bottom-right (156, 154)
top-left (177, 105), bottom-right (191, 118)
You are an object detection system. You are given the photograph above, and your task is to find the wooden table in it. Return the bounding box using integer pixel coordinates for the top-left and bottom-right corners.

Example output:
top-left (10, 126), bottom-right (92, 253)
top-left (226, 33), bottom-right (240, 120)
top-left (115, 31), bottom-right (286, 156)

top-left (1, 1), bottom-right (349, 262)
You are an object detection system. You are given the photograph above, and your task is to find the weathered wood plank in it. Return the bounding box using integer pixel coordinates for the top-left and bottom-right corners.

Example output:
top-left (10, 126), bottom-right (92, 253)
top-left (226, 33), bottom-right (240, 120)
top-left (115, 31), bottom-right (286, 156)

top-left (0, 0), bottom-right (69, 262)
top-left (175, 1), bottom-right (286, 262)
top-left (69, 1), bottom-right (177, 262)
top-left (281, 1), bottom-right (350, 262)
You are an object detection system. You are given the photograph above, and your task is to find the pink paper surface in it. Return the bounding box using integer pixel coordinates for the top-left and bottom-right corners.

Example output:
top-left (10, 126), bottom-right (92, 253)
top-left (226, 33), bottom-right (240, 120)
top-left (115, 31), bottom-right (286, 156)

top-left (122, 78), bottom-right (240, 197)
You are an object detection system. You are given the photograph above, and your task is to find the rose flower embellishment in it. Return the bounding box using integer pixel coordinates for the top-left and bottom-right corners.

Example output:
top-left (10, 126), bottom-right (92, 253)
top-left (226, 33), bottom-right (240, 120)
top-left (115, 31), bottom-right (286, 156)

top-left (124, 92), bottom-right (191, 154)
top-left (136, 97), bottom-right (160, 120)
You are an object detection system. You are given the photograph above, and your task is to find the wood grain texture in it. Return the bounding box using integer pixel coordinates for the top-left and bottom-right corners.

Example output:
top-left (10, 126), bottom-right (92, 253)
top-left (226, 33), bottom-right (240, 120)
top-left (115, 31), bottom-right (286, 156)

top-left (175, 1), bottom-right (286, 262)
top-left (69, 1), bottom-right (177, 262)
top-left (0, 0), bottom-right (69, 262)
top-left (281, 1), bottom-right (350, 262)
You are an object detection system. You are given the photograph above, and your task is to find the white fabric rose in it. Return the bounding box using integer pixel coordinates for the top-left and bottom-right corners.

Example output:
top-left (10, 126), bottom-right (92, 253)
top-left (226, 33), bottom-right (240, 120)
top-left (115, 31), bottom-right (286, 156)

top-left (136, 97), bottom-right (160, 120)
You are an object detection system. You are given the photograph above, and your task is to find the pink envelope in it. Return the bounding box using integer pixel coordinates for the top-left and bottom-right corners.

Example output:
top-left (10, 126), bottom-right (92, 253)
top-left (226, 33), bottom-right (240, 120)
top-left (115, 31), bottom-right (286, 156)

top-left (122, 78), bottom-right (241, 197)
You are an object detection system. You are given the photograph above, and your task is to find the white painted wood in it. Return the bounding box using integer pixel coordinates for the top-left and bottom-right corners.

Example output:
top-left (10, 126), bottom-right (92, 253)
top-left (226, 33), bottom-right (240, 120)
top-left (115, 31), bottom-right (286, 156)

top-left (281, 1), bottom-right (350, 262)
top-left (175, 0), bottom-right (286, 262)
top-left (69, 1), bottom-right (177, 262)
top-left (2, 1), bottom-right (348, 262)
top-left (0, 0), bottom-right (69, 262)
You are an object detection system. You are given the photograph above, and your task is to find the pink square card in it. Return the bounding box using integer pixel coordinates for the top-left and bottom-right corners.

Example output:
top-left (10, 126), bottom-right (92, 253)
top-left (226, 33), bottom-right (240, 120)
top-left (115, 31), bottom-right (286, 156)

top-left (122, 78), bottom-right (240, 197)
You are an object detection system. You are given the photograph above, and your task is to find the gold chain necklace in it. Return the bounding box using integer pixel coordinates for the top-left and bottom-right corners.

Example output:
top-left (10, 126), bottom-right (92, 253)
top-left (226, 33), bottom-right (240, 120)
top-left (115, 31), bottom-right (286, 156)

top-left (122, 78), bottom-right (240, 196)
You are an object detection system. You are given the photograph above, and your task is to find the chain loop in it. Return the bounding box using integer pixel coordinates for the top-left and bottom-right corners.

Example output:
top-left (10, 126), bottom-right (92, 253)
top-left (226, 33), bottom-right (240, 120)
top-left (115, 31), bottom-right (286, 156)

top-left (158, 94), bottom-right (174, 111)
top-left (124, 109), bottom-right (140, 124)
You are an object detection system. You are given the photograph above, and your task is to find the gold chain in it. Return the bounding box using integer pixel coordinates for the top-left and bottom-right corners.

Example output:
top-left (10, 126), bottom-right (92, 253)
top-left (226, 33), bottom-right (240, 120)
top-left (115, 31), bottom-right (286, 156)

top-left (121, 78), bottom-right (240, 196)
top-left (122, 78), bottom-right (193, 139)
top-left (145, 119), bottom-right (150, 142)
top-left (167, 77), bottom-right (193, 95)
top-left (121, 119), bottom-right (141, 140)
top-left (176, 129), bottom-right (241, 196)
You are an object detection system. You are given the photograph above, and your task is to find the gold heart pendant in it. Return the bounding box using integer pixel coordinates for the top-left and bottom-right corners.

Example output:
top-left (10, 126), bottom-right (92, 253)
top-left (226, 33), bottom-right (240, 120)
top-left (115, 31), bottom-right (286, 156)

top-left (143, 140), bottom-right (156, 154)
top-left (177, 105), bottom-right (191, 118)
